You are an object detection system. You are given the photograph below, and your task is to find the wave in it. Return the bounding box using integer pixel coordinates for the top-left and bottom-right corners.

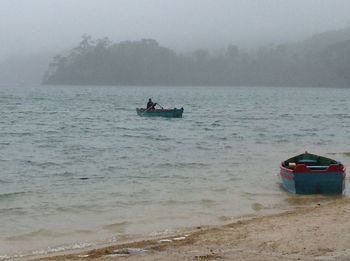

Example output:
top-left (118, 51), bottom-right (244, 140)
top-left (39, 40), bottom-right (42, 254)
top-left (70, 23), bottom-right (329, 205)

top-left (150, 136), bottom-right (171, 141)
top-left (200, 199), bottom-right (217, 207)
top-left (55, 203), bottom-right (103, 214)
top-left (195, 144), bottom-right (212, 150)
top-left (121, 134), bottom-right (144, 139)
top-left (161, 199), bottom-right (196, 206)
top-left (114, 107), bottom-right (130, 111)
top-left (102, 221), bottom-right (128, 233)
top-left (342, 152), bottom-right (350, 157)
top-left (0, 207), bottom-right (27, 215)
top-left (0, 179), bottom-right (10, 184)
top-left (157, 162), bottom-right (209, 169)
top-left (30, 241), bottom-right (94, 257)
top-left (251, 202), bottom-right (265, 211)
top-left (211, 136), bottom-right (228, 141)
top-left (53, 171), bottom-right (74, 177)
top-left (6, 229), bottom-right (66, 241)
top-left (0, 191), bottom-right (28, 200)
top-left (1, 132), bottom-right (33, 136)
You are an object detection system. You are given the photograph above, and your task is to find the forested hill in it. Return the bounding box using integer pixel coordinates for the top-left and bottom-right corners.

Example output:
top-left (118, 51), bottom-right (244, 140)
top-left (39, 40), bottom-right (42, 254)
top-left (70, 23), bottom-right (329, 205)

top-left (43, 29), bottom-right (350, 87)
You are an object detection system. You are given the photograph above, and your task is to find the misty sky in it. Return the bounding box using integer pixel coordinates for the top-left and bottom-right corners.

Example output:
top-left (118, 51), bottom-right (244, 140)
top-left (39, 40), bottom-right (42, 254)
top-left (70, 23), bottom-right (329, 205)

top-left (1, 0), bottom-right (350, 61)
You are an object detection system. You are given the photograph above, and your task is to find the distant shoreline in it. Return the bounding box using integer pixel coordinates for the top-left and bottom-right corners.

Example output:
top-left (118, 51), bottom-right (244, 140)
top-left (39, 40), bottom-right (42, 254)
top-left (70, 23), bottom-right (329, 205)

top-left (43, 29), bottom-right (350, 88)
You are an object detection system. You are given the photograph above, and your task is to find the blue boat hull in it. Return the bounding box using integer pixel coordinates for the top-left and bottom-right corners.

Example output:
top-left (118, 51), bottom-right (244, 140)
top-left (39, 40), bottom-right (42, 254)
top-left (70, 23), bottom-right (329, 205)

top-left (136, 108), bottom-right (183, 118)
top-left (280, 152), bottom-right (346, 195)
top-left (281, 172), bottom-right (345, 194)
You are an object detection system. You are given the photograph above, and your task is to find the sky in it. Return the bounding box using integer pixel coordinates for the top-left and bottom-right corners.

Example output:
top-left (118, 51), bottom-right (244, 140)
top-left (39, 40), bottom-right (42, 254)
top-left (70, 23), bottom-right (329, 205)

top-left (1, 0), bottom-right (350, 60)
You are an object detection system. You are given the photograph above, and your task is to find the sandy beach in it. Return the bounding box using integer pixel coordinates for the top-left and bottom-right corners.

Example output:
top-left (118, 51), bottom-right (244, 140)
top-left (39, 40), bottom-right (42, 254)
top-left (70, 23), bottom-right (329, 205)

top-left (33, 196), bottom-right (350, 261)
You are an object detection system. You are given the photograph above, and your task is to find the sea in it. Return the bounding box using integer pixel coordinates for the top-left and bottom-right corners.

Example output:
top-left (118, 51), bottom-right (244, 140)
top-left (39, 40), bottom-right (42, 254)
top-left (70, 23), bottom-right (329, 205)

top-left (1, 85), bottom-right (350, 259)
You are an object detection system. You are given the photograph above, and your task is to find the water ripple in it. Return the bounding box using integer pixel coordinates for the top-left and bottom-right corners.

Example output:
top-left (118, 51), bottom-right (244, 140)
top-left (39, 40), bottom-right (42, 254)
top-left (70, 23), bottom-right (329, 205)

top-left (1, 85), bottom-right (350, 258)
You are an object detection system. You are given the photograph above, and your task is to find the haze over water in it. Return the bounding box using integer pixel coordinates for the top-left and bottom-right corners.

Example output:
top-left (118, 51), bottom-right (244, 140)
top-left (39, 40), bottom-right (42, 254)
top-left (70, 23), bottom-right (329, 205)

top-left (1, 85), bottom-right (350, 259)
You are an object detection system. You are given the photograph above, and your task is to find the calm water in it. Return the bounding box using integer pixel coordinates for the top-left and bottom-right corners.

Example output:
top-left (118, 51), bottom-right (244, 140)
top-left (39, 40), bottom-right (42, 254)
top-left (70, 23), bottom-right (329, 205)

top-left (1, 85), bottom-right (350, 259)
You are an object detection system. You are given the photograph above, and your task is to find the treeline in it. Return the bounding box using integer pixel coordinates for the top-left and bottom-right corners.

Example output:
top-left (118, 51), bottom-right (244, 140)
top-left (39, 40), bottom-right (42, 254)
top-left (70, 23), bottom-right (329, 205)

top-left (43, 29), bottom-right (350, 87)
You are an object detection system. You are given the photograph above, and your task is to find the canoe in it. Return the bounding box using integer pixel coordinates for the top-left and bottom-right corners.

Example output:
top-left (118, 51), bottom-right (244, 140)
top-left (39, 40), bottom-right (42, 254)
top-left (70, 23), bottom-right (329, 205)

top-left (279, 152), bottom-right (346, 194)
top-left (136, 107), bottom-right (184, 118)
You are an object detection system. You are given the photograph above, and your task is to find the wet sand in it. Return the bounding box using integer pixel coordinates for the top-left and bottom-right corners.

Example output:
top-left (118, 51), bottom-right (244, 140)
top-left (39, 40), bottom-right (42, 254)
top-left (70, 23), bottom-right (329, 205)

top-left (34, 196), bottom-right (350, 261)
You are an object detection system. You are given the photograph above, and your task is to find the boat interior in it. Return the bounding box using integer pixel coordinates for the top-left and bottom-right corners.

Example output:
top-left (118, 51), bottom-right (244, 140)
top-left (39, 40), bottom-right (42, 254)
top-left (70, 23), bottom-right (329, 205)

top-left (283, 153), bottom-right (340, 170)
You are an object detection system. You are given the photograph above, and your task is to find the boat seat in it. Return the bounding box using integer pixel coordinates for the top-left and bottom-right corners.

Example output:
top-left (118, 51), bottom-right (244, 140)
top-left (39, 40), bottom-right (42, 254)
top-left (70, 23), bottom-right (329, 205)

top-left (306, 166), bottom-right (328, 170)
top-left (297, 159), bottom-right (318, 166)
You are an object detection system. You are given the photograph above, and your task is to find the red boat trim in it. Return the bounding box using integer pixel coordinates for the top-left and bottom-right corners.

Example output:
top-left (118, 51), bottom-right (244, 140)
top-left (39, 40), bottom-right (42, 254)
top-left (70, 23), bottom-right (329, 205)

top-left (280, 163), bottom-right (346, 174)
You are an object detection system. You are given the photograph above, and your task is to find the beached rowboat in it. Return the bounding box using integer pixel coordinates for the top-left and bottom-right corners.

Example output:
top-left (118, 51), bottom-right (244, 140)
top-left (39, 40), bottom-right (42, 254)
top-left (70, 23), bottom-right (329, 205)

top-left (279, 152), bottom-right (346, 194)
top-left (136, 107), bottom-right (184, 118)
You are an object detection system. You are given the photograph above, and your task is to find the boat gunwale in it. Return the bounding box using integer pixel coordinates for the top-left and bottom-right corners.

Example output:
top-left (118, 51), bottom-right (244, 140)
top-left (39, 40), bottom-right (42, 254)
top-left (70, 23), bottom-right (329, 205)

top-left (136, 108), bottom-right (183, 113)
top-left (280, 163), bottom-right (346, 176)
top-left (280, 152), bottom-right (346, 175)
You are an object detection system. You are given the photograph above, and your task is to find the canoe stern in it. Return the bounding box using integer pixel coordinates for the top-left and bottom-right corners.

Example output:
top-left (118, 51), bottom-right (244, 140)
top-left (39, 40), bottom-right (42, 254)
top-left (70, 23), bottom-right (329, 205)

top-left (294, 172), bottom-right (345, 194)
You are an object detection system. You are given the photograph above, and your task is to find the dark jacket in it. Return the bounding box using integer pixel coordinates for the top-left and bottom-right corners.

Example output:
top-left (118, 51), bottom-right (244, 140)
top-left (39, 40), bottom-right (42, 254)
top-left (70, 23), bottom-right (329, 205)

top-left (147, 101), bottom-right (156, 109)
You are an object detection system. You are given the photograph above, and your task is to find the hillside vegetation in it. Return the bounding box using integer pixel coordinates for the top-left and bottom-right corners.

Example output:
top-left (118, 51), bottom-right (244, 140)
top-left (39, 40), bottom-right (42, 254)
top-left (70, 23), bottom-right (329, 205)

top-left (43, 29), bottom-right (350, 87)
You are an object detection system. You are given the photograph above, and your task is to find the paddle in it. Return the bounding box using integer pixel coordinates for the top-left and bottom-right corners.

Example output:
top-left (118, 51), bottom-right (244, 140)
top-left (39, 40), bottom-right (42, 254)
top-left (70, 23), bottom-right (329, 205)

top-left (144, 106), bottom-right (153, 112)
top-left (156, 103), bottom-right (164, 109)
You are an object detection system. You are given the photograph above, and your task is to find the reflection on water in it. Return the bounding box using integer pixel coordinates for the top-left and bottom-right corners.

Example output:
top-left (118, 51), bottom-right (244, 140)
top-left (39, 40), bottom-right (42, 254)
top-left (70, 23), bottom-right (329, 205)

top-left (0, 85), bottom-right (350, 258)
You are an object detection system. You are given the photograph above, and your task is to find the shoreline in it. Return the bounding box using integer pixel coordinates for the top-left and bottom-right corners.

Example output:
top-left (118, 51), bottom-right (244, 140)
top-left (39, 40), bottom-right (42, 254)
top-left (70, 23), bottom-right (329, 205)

top-left (33, 196), bottom-right (350, 261)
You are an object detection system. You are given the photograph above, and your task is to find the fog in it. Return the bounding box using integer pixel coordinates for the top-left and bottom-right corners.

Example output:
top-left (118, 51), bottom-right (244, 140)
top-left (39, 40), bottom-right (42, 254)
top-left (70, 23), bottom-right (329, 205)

top-left (1, 0), bottom-right (350, 60)
top-left (1, 0), bottom-right (350, 86)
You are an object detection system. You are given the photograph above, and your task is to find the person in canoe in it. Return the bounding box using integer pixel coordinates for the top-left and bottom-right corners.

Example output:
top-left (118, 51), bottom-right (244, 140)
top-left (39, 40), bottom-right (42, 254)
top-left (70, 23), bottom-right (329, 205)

top-left (147, 98), bottom-right (157, 110)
